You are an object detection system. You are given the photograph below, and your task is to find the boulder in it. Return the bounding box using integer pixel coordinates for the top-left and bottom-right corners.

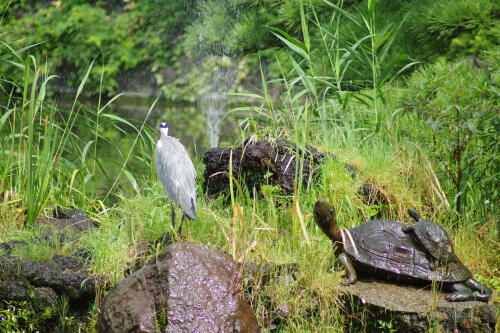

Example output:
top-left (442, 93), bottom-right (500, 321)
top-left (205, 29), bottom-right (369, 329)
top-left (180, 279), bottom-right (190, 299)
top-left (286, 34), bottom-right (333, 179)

top-left (0, 252), bottom-right (100, 331)
top-left (36, 207), bottom-right (97, 242)
top-left (0, 209), bottom-right (99, 331)
top-left (340, 279), bottom-right (498, 332)
top-left (0, 254), bottom-right (99, 301)
top-left (358, 183), bottom-right (388, 206)
top-left (97, 242), bottom-right (260, 333)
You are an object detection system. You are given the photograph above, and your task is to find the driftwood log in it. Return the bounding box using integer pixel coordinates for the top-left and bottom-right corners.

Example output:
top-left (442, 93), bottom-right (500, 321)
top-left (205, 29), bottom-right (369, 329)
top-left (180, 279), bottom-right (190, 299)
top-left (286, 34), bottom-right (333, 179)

top-left (203, 138), bottom-right (331, 196)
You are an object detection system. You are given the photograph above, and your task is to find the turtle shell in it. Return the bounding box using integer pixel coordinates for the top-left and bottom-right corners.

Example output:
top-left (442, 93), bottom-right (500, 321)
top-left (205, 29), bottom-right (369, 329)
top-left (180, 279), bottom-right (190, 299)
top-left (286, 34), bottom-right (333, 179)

top-left (343, 220), bottom-right (471, 283)
top-left (411, 220), bottom-right (455, 262)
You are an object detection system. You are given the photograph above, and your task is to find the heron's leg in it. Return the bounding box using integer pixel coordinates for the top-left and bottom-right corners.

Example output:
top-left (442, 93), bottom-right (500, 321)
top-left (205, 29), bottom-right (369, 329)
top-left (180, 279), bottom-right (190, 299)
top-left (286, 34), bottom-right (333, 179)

top-left (177, 214), bottom-right (186, 238)
top-left (183, 214), bottom-right (189, 235)
top-left (170, 202), bottom-right (176, 230)
top-left (338, 253), bottom-right (357, 285)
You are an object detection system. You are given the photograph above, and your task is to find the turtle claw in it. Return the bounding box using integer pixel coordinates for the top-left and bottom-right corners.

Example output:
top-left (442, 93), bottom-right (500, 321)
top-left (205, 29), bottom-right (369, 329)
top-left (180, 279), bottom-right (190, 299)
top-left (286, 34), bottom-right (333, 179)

top-left (444, 290), bottom-right (490, 302)
top-left (346, 276), bottom-right (357, 285)
top-left (446, 283), bottom-right (473, 302)
top-left (446, 292), bottom-right (474, 302)
top-left (339, 274), bottom-right (357, 286)
top-left (465, 278), bottom-right (492, 302)
top-left (446, 279), bottom-right (492, 302)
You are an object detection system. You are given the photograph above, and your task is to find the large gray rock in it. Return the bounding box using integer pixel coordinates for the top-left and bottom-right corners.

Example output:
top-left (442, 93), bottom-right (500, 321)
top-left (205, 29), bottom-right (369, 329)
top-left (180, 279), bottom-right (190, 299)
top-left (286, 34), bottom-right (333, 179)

top-left (97, 242), bottom-right (260, 333)
top-left (0, 252), bottom-right (100, 331)
top-left (341, 280), bottom-right (498, 332)
top-left (0, 254), bottom-right (98, 301)
top-left (36, 207), bottom-right (97, 242)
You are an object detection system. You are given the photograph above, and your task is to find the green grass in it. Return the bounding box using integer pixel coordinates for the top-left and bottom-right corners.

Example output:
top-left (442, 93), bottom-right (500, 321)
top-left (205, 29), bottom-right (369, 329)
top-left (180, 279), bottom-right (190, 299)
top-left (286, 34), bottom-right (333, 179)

top-left (9, 236), bottom-right (67, 262)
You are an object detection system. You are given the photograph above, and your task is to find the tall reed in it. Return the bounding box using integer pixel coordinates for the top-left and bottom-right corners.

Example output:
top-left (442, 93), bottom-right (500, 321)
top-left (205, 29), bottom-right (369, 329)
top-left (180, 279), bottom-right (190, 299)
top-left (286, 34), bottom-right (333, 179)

top-left (0, 39), bottom-right (156, 226)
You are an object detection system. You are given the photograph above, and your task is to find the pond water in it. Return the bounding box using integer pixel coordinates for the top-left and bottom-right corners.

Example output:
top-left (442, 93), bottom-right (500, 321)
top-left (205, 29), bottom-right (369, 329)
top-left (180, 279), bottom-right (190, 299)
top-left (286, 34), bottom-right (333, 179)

top-left (54, 93), bottom-right (243, 157)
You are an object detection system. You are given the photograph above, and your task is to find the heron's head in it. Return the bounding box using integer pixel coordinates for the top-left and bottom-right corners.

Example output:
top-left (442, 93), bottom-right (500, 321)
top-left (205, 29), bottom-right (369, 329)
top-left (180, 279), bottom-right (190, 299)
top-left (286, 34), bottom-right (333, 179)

top-left (159, 121), bottom-right (169, 137)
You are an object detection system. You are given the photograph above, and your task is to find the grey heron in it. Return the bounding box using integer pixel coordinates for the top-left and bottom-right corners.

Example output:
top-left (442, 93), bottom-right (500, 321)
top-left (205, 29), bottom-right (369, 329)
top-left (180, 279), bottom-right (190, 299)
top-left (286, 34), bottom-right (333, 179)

top-left (155, 121), bottom-right (197, 234)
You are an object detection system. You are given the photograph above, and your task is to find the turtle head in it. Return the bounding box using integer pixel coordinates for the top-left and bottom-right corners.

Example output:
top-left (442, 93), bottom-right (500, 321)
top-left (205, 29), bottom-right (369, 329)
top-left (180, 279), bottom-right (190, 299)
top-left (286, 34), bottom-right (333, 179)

top-left (407, 209), bottom-right (456, 262)
top-left (408, 208), bottom-right (421, 222)
top-left (314, 200), bottom-right (342, 242)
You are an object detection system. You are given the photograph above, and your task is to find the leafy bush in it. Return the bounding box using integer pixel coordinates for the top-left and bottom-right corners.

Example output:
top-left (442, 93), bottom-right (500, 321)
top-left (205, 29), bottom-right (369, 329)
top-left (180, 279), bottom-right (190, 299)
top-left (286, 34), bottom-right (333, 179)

top-left (403, 58), bottom-right (499, 219)
top-left (418, 0), bottom-right (496, 41)
top-left (0, 301), bottom-right (40, 333)
top-left (404, 0), bottom-right (499, 60)
top-left (1, 0), bottom-right (196, 95)
top-left (448, 21), bottom-right (500, 59)
top-left (3, 0), bottom-right (498, 98)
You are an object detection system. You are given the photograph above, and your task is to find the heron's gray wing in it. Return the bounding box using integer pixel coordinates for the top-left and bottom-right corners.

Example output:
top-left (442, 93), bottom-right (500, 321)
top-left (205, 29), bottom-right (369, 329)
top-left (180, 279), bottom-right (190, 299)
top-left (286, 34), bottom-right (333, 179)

top-left (155, 137), bottom-right (197, 219)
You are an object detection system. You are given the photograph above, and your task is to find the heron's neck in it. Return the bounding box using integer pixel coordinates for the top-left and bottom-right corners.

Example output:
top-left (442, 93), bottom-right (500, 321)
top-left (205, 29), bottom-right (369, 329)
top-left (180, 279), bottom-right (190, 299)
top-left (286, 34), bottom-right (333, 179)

top-left (160, 127), bottom-right (169, 137)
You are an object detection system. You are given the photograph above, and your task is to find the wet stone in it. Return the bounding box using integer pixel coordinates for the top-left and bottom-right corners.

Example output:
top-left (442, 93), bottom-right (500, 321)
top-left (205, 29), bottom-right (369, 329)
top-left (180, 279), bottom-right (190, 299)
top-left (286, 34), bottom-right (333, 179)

top-left (0, 251), bottom-right (100, 330)
top-left (36, 207), bottom-right (97, 242)
top-left (340, 279), bottom-right (498, 332)
top-left (97, 242), bottom-right (260, 333)
top-left (358, 182), bottom-right (388, 206)
top-left (0, 254), bottom-right (99, 301)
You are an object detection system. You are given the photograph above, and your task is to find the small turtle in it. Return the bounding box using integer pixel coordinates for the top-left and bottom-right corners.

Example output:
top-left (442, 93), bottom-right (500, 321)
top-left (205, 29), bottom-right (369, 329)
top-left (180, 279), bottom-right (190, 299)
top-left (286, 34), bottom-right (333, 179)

top-left (314, 200), bottom-right (491, 302)
top-left (404, 209), bottom-right (455, 264)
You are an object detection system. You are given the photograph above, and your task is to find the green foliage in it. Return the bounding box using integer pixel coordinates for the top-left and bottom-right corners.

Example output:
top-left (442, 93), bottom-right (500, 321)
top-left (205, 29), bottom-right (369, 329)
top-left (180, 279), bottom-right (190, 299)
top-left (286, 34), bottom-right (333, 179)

top-left (1, 0), bottom-right (196, 95)
top-left (418, 0), bottom-right (496, 41)
top-left (448, 21), bottom-right (500, 59)
top-left (377, 319), bottom-right (397, 333)
top-left (184, 0), bottom-right (498, 91)
top-left (4, 3), bottom-right (135, 94)
top-left (10, 237), bottom-right (63, 261)
top-left (0, 301), bottom-right (40, 333)
top-left (404, 0), bottom-right (499, 60)
top-left (0, 1), bottom-right (499, 331)
top-left (403, 59), bottom-right (499, 218)
top-left (58, 295), bottom-right (75, 333)
top-left (2, 0), bottom-right (499, 98)
top-left (0, 39), bottom-right (156, 224)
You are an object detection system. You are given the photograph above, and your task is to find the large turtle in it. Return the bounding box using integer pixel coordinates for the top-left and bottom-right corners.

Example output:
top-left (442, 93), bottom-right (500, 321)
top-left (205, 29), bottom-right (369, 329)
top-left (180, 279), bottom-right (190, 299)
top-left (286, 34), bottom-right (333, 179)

top-left (313, 200), bottom-right (491, 302)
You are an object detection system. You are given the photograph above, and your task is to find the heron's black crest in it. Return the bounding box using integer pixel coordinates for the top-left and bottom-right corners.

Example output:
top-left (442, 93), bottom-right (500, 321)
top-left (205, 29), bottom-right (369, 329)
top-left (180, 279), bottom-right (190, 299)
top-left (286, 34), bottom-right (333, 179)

top-left (160, 122), bottom-right (169, 129)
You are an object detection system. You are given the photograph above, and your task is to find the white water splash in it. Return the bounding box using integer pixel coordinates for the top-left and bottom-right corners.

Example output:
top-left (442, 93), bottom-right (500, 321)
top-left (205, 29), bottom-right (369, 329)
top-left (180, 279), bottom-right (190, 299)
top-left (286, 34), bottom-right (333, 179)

top-left (191, 1), bottom-right (240, 148)
top-left (200, 62), bottom-right (237, 147)
top-left (200, 92), bottom-right (224, 148)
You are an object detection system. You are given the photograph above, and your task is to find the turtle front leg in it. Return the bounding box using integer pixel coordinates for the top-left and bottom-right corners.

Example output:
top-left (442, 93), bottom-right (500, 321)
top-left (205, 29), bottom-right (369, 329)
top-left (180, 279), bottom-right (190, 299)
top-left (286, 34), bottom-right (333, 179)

top-left (446, 283), bottom-right (474, 302)
top-left (446, 278), bottom-right (492, 302)
top-left (338, 253), bottom-right (357, 285)
top-left (465, 278), bottom-right (491, 302)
